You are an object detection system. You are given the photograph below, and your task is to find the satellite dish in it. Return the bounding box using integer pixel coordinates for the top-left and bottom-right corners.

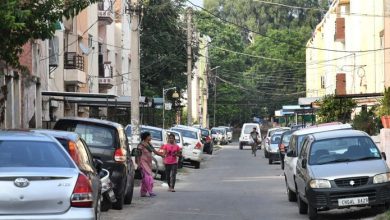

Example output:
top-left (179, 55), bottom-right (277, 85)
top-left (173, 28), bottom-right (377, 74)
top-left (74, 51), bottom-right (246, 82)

top-left (79, 42), bottom-right (92, 55)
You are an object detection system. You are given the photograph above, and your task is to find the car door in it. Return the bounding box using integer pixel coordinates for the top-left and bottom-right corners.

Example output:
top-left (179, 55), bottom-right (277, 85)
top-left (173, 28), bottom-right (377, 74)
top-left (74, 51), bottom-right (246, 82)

top-left (285, 135), bottom-right (297, 190)
top-left (296, 137), bottom-right (310, 199)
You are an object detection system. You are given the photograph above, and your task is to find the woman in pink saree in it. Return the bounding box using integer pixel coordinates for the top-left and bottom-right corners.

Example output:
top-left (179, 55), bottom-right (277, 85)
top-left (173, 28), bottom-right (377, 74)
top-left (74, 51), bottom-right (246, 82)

top-left (136, 132), bottom-right (164, 197)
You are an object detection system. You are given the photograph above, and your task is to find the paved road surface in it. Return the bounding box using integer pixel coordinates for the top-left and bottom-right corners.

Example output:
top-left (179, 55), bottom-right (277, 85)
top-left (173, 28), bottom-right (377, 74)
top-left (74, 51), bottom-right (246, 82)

top-left (102, 143), bottom-right (381, 220)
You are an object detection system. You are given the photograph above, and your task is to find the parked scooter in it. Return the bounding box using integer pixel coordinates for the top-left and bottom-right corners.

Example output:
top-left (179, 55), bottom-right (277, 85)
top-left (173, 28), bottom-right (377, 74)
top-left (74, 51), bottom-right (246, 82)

top-left (100, 169), bottom-right (117, 212)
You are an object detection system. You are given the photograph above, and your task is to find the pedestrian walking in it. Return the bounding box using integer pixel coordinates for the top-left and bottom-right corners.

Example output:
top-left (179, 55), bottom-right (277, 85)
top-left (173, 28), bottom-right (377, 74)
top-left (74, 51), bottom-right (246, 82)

top-left (136, 132), bottom-right (164, 197)
top-left (250, 127), bottom-right (260, 157)
top-left (160, 133), bottom-right (182, 192)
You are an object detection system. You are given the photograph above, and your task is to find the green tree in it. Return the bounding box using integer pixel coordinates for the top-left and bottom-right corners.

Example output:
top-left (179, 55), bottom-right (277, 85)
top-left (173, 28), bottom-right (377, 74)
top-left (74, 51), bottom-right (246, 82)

top-left (0, 0), bottom-right (99, 70)
top-left (317, 95), bottom-right (357, 123)
top-left (140, 0), bottom-right (190, 96)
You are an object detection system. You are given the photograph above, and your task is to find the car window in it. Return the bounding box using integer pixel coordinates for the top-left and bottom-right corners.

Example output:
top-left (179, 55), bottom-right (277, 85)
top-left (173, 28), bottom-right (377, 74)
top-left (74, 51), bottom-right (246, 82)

top-left (201, 129), bottom-right (209, 137)
top-left (57, 122), bottom-right (116, 150)
top-left (282, 133), bottom-right (292, 145)
top-left (309, 136), bottom-right (381, 165)
top-left (172, 128), bottom-right (198, 139)
top-left (243, 125), bottom-right (255, 134)
top-left (140, 128), bottom-right (162, 141)
top-left (300, 138), bottom-right (310, 159)
top-left (0, 140), bottom-right (74, 168)
top-left (271, 134), bottom-right (282, 144)
top-left (289, 136), bottom-right (297, 155)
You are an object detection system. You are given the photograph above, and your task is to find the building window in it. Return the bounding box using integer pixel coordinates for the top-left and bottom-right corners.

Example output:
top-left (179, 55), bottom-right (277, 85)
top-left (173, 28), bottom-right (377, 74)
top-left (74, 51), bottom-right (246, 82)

top-left (321, 76), bottom-right (325, 89)
top-left (88, 34), bottom-right (93, 48)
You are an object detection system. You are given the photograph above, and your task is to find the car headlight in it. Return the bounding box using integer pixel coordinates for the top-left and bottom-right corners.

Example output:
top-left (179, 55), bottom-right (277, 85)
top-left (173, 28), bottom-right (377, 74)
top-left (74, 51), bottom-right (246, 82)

top-left (373, 173), bottom-right (390, 184)
top-left (309, 179), bottom-right (331, 188)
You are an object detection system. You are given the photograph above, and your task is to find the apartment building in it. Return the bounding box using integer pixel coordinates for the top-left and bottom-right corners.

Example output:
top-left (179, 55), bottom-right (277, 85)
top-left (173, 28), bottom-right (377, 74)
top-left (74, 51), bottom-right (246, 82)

top-left (306, 0), bottom-right (385, 98)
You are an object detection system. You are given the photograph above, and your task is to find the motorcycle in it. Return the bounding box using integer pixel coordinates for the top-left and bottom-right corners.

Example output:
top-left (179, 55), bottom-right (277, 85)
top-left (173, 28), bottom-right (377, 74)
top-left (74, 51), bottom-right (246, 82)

top-left (99, 168), bottom-right (117, 212)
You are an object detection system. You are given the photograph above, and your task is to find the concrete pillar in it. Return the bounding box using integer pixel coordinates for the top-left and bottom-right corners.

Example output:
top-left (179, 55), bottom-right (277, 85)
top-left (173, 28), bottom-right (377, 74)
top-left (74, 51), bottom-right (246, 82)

top-left (380, 128), bottom-right (390, 168)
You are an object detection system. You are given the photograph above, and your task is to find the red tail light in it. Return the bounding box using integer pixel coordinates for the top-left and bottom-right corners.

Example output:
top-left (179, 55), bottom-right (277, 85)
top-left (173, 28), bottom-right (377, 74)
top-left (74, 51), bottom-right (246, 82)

top-left (195, 142), bottom-right (202, 149)
top-left (68, 141), bottom-right (80, 165)
top-left (71, 173), bottom-right (93, 207)
top-left (114, 148), bottom-right (126, 163)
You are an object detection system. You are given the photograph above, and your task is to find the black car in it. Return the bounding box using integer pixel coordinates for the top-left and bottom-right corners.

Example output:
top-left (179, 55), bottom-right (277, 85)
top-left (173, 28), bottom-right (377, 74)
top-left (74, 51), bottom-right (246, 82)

top-left (200, 128), bottom-right (213, 154)
top-left (53, 117), bottom-right (135, 210)
top-left (33, 129), bottom-right (103, 217)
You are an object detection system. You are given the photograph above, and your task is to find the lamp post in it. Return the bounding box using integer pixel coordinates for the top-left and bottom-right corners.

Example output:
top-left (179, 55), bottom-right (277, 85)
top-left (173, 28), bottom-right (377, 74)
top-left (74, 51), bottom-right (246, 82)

top-left (210, 66), bottom-right (220, 127)
top-left (163, 87), bottom-right (179, 129)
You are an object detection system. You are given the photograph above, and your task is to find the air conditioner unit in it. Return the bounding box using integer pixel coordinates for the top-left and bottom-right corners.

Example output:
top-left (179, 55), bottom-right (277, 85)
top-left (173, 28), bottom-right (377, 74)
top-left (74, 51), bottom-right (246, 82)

top-left (49, 37), bottom-right (59, 67)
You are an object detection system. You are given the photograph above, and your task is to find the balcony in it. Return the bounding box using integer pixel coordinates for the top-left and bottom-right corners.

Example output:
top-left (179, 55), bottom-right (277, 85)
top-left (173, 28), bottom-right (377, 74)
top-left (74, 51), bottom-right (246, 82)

top-left (99, 63), bottom-right (114, 90)
top-left (98, 0), bottom-right (114, 25)
top-left (64, 52), bottom-right (86, 85)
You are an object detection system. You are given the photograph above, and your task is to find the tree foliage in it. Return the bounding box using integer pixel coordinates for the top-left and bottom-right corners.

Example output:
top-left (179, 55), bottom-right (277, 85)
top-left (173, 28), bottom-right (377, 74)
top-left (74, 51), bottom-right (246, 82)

top-left (140, 0), bottom-right (190, 96)
top-left (0, 0), bottom-right (99, 69)
top-left (317, 95), bottom-right (357, 123)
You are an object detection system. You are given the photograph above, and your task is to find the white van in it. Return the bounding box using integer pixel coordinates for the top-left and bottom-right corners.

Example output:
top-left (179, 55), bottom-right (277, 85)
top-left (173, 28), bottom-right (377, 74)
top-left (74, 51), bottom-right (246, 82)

top-left (239, 123), bottom-right (261, 150)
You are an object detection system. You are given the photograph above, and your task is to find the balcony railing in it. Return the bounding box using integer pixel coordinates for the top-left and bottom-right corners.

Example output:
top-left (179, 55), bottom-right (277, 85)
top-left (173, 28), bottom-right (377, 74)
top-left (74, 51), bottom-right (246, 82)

top-left (64, 52), bottom-right (84, 71)
top-left (98, 0), bottom-right (114, 24)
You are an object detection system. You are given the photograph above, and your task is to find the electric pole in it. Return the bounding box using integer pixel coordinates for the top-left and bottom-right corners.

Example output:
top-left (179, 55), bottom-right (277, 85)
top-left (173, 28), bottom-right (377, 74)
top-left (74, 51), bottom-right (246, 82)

top-left (128, 0), bottom-right (141, 149)
top-left (213, 67), bottom-right (217, 127)
top-left (187, 7), bottom-right (193, 126)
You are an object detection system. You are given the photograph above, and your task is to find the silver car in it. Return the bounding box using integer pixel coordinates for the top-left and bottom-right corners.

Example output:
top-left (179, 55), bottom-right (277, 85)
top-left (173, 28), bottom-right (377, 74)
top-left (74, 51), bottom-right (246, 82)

top-left (295, 130), bottom-right (390, 219)
top-left (0, 131), bottom-right (96, 220)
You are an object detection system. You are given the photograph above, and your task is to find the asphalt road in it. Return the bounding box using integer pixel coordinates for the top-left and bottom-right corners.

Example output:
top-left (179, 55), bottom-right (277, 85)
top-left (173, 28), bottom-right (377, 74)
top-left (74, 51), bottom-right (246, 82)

top-left (102, 143), bottom-right (382, 220)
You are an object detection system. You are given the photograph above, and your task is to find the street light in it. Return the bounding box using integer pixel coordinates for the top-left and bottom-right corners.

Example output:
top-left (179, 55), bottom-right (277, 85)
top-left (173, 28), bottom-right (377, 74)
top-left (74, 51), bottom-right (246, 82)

top-left (163, 87), bottom-right (179, 129)
top-left (210, 66), bottom-right (220, 127)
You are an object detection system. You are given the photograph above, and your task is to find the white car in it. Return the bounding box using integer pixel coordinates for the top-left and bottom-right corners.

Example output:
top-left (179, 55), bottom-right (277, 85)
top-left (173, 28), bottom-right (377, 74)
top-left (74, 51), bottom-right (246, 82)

top-left (262, 127), bottom-right (291, 151)
top-left (239, 123), bottom-right (261, 150)
top-left (171, 125), bottom-right (203, 169)
top-left (218, 126), bottom-right (233, 143)
top-left (284, 123), bottom-right (352, 202)
top-left (211, 127), bottom-right (228, 145)
top-left (125, 125), bottom-right (167, 180)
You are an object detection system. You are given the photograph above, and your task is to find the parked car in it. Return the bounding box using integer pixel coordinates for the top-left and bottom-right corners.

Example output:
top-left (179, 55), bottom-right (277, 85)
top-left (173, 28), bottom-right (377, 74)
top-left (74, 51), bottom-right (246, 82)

top-left (218, 126), bottom-right (233, 143)
top-left (171, 125), bottom-right (203, 169)
top-left (211, 127), bottom-right (228, 145)
top-left (284, 123), bottom-right (352, 203)
top-left (295, 129), bottom-right (390, 219)
top-left (125, 125), bottom-right (166, 180)
top-left (239, 123), bottom-right (261, 150)
top-left (34, 129), bottom-right (115, 212)
top-left (278, 130), bottom-right (294, 170)
top-left (200, 128), bottom-right (213, 154)
top-left (265, 130), bottom-right (285, 164)
top-left (262, 127), bottom-right (290, 151)
top-left (0, 131), bottom-right (98, 220)
top-left (53, 117), bottom-right (135, 210)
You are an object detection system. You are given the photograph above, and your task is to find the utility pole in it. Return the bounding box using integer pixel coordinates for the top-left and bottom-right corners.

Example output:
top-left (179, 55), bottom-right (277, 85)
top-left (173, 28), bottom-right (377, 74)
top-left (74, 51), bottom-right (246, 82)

top-left (187, 7), bottom-right (193, 126)
top-left (128, 0), bottom-right (141, 149)
top-left (213, 67), bottom-right (217, 127)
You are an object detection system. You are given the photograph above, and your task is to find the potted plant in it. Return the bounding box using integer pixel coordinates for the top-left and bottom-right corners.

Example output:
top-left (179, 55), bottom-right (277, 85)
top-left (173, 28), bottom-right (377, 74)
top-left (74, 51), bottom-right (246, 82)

top-left (378, 87), bottom-right (390, 128)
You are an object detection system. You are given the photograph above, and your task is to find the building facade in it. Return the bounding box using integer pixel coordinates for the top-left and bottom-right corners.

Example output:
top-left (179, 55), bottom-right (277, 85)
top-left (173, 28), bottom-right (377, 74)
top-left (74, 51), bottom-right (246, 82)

top-left (306, 0), bottom-right (385, 98)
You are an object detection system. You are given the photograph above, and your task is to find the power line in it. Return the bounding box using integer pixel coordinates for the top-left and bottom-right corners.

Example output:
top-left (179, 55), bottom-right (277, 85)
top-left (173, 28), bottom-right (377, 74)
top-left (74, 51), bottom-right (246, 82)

top-left (187, 0), bottom-right (390, 53)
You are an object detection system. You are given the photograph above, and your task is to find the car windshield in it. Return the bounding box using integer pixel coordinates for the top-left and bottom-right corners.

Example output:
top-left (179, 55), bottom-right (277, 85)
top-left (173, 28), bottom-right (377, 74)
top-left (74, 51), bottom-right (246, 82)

top-left (0, 140), bottom-right (74, 168)
top-left (70, 124), bottom-right (116, 149)
top-left (282, 133), bottom-right (292, 145)
top-left (201, 129), bottom-right (209, 137)
top-left (141, 128), bottom-right (163, 141)
top-left (309, 136), bottom-right (381, 165)
top-left (244, 126), bottom-right (256, 134)
top-left (271, 134), bottom-right (282, 144)
top-left (171, 128), bottom-right (198, 139)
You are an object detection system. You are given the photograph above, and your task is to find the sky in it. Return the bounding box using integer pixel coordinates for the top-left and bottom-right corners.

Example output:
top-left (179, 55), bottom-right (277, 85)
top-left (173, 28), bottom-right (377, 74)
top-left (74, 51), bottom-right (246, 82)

top-left (187, 0), bottom-right (203, 7)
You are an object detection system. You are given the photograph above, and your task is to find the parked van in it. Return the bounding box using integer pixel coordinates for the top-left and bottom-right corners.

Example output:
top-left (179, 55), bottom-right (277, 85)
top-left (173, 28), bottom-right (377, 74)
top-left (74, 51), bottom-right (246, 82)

top-left (295, 130), bottom-right (390, 219)
top-left (239, 123), bottom-right (261, 150)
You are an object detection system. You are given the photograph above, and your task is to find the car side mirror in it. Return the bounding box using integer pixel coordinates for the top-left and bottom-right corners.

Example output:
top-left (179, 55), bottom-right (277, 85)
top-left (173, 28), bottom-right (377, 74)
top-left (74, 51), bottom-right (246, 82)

top-left (286, 150), bottom-right (294, 157)
top-left (382, 152), bottom-right (387, 161)
top-left (93, 158), bottom-right (103, 173)
top-left (302, 158), bottom-right (307, 169)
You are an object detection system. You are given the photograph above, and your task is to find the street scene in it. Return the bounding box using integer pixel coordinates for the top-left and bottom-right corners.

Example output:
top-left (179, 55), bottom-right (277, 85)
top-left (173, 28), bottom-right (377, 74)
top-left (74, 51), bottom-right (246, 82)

top-left (3, 0), bottom-right (390, 220)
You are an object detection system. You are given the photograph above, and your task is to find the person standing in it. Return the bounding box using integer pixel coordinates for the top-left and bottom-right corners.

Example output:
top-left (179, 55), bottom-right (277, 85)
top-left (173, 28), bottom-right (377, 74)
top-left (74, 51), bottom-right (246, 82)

top-left (136, 132), bottom-right (164, 197)
top-left (160, 134), bottom-right (182, 192)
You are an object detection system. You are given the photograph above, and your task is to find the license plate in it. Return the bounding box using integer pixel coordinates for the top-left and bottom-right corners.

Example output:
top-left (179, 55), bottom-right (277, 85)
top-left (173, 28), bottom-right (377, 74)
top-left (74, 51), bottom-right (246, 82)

top-left (338, 197), bottom-right (369, 206)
